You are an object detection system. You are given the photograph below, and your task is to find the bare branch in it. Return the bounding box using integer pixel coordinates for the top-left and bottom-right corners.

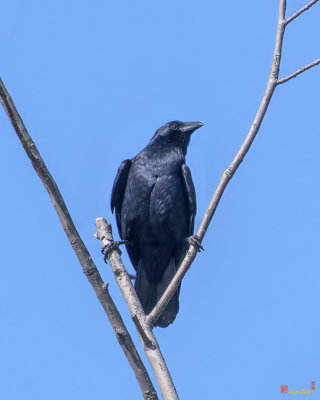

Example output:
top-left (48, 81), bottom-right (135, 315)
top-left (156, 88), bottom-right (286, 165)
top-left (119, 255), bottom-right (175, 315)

top-left (147, 0), bottom-right (288, 326)
top-left (96, 218), bottom-right (179, 400)
top-left (132, 315), bottom-right (155, 349)
top-left (285, 0), bottom-right (319, 25)
top-left (0, 77), bottom-right (158, 400)
top-left (148, 0), bottom-right (319, 327)
top-left (2, 0), bottom-right (318, 397)
top-left (277, 59), bottom-right (320, 84)
top-left (97, 284), bottom-right (159, 400)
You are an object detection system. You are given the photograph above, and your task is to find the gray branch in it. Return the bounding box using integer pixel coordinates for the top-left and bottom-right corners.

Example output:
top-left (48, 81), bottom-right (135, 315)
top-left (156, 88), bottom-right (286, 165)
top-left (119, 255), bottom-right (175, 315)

top-left (285, 0), bottom-right (319, 25)
top-left (96, 218), bottom-right (179, 400)
top-left (277, 59), bottom-right (320, 84)
top-left (2, 0), bottom-right (318, 398)
top-left (0, 77), bottom-right (158, 400)
top-left (147, 0), bottom-right (318, 327)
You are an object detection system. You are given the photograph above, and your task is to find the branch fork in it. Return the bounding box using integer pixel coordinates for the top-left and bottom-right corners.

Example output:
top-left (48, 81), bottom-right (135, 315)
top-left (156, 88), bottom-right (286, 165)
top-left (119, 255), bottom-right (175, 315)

top-left (143, 0), bottom-right (320, 333)
top-left (1, 1), bottom-right (318, 399)
top-left (95, 217), bottom-right (179, 400)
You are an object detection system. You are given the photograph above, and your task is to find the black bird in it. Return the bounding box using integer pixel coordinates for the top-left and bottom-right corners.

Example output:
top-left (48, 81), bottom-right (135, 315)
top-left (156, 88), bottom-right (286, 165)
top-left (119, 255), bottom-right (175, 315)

top-left (110, 120), bottom-right (203, 327)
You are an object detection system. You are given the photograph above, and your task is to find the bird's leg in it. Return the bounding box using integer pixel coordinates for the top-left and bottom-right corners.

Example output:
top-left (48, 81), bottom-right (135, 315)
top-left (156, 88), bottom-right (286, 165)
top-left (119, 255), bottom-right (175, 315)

top-left (186, 234), bottom-right (204, 252)
top-left (101, 240), bottom-right (129, 263)
top-left (128, 274), bottom-right (136, 280)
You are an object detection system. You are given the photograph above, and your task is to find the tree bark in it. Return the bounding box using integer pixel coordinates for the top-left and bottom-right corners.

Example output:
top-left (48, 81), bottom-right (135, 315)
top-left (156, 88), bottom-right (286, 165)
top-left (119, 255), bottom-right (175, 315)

top-left (0, 77), bottom-right (158, 400)
top-left (146, 0), bottom-right (320, 327)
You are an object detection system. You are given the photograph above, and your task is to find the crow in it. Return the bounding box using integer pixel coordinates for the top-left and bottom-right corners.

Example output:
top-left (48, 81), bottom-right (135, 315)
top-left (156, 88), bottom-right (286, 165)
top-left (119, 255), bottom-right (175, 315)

top-left (110, 120), bottom-right (203, 327)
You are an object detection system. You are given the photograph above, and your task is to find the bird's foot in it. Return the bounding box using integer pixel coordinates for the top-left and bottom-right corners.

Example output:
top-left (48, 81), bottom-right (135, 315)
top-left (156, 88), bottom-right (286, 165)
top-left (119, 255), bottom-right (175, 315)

top-left (101, 240), bottom-right (129, 263)
top-left (186, 235), bottom-right (204, 252)
top-left (128, 274), bottom-right (136, 280)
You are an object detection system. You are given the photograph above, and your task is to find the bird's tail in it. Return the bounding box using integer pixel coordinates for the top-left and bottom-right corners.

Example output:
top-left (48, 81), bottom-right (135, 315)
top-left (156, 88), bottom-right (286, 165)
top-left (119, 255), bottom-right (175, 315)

top-left (135, 258), bottom-right (180, 328)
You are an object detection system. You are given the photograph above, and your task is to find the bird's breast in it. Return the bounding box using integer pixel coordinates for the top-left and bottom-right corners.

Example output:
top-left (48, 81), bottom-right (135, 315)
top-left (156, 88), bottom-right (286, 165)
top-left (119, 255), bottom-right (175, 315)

top-left (121, 150), bottom-right (189, 242)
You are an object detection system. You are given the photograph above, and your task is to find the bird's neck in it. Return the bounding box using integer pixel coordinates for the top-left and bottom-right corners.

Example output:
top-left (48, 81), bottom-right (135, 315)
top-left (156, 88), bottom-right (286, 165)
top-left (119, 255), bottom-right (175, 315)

top-left (145, 143), bottom-right (186, 159)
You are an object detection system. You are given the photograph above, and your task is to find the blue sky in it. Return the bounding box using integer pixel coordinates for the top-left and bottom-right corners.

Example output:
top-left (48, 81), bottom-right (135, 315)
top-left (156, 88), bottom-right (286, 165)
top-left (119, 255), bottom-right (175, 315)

top-left (1, 1), bottom-right (319, 399)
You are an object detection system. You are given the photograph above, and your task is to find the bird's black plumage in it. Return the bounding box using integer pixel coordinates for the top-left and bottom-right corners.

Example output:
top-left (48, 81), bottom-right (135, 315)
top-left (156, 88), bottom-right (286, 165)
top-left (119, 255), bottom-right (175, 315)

top-left (111, 120), bottom-right (203, 327)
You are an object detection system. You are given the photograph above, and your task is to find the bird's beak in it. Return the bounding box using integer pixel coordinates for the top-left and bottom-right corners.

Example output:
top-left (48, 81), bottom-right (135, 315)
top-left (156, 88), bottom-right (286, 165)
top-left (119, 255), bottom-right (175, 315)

top-left (180, 121), bottom-right (204, 134)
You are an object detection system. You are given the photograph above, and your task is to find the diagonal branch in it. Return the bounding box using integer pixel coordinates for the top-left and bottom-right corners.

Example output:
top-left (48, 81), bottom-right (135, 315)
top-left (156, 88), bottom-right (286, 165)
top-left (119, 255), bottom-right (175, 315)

top-left (0, 77), bottom-right (158, 400)
top-left (96, 218), bottom-right (179, 400)
top-left (97, 284), bottom-right (159, 400)
top-left (285, 0), bottom-right (319, 25)
top-left (277, 59), bottom-right (320, 84)
top-left (148, 0), bottom-right (319, 327)
top-left (147, 0), bottom-right (288, 327)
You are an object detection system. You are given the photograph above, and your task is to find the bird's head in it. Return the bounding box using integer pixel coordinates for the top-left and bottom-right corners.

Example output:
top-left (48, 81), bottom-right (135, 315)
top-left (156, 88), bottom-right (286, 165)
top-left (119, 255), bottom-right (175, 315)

top-left (149, 120), bottom-right (204, 154)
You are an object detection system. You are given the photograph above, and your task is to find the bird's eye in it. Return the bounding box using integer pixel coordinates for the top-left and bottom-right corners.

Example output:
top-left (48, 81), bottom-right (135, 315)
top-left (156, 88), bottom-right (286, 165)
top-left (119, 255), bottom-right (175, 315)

top-left (171, 124), bottom-right (178, 130)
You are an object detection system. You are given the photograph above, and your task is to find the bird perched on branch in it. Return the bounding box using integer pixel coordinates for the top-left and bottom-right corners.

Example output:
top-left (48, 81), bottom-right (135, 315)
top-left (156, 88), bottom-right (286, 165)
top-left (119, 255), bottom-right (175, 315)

top-left (110, 120), bottom-right (203, 327)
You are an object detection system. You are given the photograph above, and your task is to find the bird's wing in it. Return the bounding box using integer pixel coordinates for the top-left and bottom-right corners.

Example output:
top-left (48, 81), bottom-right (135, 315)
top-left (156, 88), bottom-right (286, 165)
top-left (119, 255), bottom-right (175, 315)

top-left (110, 159), bottom-right (132, 239)
top-left (181, 163), bottom-right (197, 235)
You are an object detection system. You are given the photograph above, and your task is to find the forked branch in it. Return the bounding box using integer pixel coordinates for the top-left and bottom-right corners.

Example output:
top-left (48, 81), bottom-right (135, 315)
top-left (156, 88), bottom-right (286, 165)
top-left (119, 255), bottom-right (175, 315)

top-left (1, 0), bottom-right (319, 399)
top-left (147, 0), bottom-right (319, 327)
top-left (95, 218), bottom-right (179, 400)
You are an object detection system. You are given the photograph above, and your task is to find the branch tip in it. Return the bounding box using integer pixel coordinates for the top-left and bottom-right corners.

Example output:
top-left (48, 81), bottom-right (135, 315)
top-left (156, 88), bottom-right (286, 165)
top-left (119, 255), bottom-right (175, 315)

top-left (277, 59), bottom-right (320, 84)
top-left (285, 0), bottom-right (319, 25)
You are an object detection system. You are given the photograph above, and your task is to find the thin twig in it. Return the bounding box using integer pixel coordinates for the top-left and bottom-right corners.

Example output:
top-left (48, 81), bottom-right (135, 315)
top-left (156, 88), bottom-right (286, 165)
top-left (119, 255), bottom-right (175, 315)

top-left (285, 0), bottom-right (319, 25)
top-left (147, 0), bottom-right (288, 327)
top-left (96, 218), bottom-right (179, 400)
top-left (0, 77), bottom-right (158, 400)
top-left (277, 59), bottom-right (320, 84)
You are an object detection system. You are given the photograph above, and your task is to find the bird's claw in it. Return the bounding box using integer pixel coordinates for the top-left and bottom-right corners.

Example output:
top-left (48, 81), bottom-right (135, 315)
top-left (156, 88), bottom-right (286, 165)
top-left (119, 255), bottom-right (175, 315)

top-left (187, 235), bottom-right (204, 252)
top-left (101, 240), bottom-right (129, 263)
